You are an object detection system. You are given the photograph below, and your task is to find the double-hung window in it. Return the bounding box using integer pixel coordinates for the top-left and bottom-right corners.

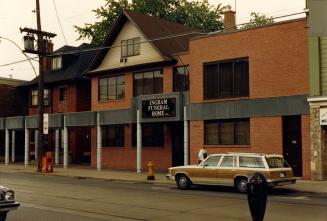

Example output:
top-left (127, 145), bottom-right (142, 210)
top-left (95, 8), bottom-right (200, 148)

top-left (102, 125), bottom-right (124, 147)
top-left (204, 58), bottom-right (249, 99)
top-left (133, 69), bottom-right (163, 96)
top-left (205, 119), bottom-right (250, 145)
top-left (31, 89), bottom-right (50, 106)
top-left (51, 56), bottom-right (62, 70)
top-left (121, 37), bottom-right (140, 57)
top-left (173, 66), bottom-right (189, 92)
top-left (99, 75), bottom-right (125, 101)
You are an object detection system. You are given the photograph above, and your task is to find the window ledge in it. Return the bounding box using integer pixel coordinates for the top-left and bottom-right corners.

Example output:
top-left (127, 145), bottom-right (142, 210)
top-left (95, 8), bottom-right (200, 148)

top-left (205, 144), bottom-right (250, 148)
top-left (98, 99), bottom-right (125, 104)
top-left (203, 96), bottom-right (249, 103)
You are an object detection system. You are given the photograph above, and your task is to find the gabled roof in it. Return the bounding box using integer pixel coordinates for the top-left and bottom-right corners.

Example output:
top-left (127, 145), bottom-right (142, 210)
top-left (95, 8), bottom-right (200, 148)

top-left (28, 43), bottom-right (98, 85)
top-left (89, 10), bottom-right (206, 72)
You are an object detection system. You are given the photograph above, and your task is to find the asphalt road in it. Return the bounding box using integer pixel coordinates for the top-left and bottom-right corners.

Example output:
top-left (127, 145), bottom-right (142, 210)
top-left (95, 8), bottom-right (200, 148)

top-left (0, 172), bottom-right (327, 221)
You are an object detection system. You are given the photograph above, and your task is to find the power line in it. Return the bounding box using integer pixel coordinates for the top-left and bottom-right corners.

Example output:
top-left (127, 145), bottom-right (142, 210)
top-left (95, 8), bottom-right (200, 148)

top-left (52, 0), bottom-right (68, 45)
top-left (0, 10), bottom-right (307, 68)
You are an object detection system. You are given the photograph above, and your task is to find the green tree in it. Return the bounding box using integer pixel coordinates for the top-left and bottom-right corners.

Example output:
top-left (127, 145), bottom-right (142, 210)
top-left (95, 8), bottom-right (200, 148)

top-left (242, 12), bottom-right (274, 29)
top-left (75, 0), bottom-right (225, 46)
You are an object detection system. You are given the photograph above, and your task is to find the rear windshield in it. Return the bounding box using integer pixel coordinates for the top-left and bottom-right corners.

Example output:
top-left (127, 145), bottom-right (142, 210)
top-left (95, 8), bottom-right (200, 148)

top-left (266, 157), bottom-right (290, 168)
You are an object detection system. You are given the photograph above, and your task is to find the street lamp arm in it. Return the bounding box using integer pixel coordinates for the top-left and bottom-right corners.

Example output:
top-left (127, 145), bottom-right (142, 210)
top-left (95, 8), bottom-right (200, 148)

top-left (0, 36), bottom-right (37, 76)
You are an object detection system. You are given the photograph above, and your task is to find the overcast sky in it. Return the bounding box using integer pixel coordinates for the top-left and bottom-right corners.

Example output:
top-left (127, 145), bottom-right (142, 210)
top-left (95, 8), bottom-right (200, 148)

top-left (0, 0), bottom-right (306, 81)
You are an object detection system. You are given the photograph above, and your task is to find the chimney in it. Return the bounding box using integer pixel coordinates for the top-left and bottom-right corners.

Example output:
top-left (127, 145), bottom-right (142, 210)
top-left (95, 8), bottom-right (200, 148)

top-left (223, 5), bottom-right (236, 32)
top-left (45, 40), bottom-right (54, 71)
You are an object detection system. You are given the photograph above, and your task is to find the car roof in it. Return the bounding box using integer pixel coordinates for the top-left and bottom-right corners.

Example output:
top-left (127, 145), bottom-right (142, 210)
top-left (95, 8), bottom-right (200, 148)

top-left (209, 152), bottom-right (284, 157)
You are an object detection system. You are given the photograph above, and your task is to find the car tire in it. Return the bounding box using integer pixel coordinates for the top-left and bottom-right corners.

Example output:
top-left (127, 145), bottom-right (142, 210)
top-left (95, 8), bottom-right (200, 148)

top-left (236, 177), bottom-right (248, 193)
top-left (176, 174), bottom-right (191, 190)
top-left (0, 212), bottom-right (7, 221)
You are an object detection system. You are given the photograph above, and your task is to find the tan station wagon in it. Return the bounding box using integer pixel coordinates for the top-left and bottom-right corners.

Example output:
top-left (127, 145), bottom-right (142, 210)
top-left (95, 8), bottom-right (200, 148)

top-left (167, 153), bottom-right (296, 193)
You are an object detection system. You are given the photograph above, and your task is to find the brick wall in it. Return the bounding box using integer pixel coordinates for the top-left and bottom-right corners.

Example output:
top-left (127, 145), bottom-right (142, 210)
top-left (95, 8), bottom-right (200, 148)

top-left (0, 85), bottom-right (27, 117)
top-left (189, 116), bottom-right (311, 179)
top-left (91, 124), bottom-right (172, 170)
top-left (189, 19), bottom-right (309, 103)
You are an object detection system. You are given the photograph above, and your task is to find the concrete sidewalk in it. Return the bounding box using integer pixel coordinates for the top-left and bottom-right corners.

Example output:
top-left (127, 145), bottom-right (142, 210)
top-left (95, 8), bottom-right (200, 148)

top-left (1, 164), bottom-right (327, 196)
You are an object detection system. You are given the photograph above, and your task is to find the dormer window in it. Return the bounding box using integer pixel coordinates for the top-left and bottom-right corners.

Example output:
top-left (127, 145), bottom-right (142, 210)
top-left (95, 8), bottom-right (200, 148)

top-left (51, 56), bottom-right (62, 70)
top-left (121, 37), bottom-right (140, 58)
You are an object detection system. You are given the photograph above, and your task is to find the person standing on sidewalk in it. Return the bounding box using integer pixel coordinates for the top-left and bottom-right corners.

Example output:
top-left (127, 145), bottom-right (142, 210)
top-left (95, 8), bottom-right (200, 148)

top-left (197, 145), bottom-right (207, 164)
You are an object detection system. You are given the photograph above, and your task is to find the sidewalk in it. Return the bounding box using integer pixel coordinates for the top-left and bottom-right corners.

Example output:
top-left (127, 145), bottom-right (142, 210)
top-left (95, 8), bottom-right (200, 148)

top-left (1, 164), bottom-right (327, 196)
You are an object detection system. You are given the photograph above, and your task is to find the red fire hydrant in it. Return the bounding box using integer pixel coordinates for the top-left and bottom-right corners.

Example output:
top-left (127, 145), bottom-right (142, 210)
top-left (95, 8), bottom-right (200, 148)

top-left (147, 161), bottom-right (155, 180)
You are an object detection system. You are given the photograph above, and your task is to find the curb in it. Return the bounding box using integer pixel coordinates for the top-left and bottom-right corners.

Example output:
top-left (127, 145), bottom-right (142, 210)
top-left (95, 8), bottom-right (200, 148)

top-left (2, 168), bottom-right (327, 197)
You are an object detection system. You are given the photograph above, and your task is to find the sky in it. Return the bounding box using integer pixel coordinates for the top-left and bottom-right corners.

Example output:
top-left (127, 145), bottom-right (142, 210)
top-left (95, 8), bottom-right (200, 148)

top-left (0, 0), bottom-right (306, 81)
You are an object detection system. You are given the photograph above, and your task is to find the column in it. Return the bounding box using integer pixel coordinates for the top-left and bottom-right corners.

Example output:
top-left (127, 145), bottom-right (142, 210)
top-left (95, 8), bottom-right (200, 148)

top-left (34, 130), bottom-right (39, 162)
top-left (11, 130), bottom-right (15, 163)
top-left (55, 129), bottom-right (59, 165)
top-left (96, 112), bottom-right (102, 171)
top-left (63, 116), bottom-right (68, 168)
top-left (136, 109), bottom-right (142, 173)
top-left (5, 129), bottom-right (9, 165)
top-left (183, 106), bottom-right (189, 165)
top-left (24, 119), bottom-right (29, 166)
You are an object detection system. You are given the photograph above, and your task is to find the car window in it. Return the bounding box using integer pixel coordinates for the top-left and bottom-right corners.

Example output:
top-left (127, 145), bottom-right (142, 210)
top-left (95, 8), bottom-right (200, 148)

top-left (239, 156), bottom-right (265, 168)
top-left (220, 156), bottom-right (235, 167)
top-left (266, 157), bottom-right (290, 168)
top-left (203, 156), bottom-right (221, 167)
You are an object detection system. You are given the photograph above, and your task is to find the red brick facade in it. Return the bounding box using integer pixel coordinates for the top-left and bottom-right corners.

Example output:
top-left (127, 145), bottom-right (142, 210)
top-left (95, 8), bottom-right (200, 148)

top-left (188, 19), bottom-right (310, 178)
top-left (89, 19), bottom-right (310, 178)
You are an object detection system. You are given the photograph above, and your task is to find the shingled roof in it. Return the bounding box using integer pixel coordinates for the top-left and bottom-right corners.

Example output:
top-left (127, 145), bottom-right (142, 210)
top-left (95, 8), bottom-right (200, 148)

top-left (89, 10), bottom-right (206, 72)
top-left (28, 43), bottom-right (98, 85)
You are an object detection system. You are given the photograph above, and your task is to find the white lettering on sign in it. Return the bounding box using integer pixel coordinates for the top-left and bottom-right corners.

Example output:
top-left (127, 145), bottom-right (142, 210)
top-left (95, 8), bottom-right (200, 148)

top-left (147, 99), bottom-right (169, 117)
top-left (142, 98), bottom-right (176, 118)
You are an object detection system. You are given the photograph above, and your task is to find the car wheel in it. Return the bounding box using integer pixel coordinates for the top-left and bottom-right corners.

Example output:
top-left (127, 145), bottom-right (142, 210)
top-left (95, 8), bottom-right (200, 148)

top-left (236, 177), bottom-right (248, 193)
top-left (0, 212), bottom-right (7, 221)
top-left (176, 174), bottom-right (191, 190)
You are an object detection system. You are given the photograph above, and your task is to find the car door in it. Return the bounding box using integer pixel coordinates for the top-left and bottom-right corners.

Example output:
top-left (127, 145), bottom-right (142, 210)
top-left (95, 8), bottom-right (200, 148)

top-left (190, 155), bottom-right (222, 185)
top-left (217, 155), bottom-right (237, 186)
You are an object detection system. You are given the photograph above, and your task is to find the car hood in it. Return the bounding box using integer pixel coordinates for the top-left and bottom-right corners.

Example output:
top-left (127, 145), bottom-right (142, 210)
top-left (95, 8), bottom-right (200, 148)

top-left (169, 165), bottom-right (199, 170)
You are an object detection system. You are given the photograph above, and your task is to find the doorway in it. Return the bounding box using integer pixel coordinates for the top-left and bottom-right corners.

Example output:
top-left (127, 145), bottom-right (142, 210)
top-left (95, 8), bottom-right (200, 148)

top-left (171, 122), bottom-right (184, 167)
top-left (282, 115), bottom-right (302, 177)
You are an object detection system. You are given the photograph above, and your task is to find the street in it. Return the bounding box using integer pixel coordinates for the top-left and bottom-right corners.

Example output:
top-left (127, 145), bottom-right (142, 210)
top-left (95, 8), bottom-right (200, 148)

top-left (0, 173), bottom-right (326, 221)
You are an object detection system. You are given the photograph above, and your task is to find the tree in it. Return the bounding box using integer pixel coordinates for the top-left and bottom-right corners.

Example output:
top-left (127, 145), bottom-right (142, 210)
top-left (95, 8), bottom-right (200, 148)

top-left (75, 0), bottom-right (225, 46)
top-left (242, 12), bottom-right (274, 29)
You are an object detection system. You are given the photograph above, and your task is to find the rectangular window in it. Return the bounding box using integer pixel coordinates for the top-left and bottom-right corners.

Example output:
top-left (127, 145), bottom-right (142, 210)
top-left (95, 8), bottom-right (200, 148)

top-left (51, 56), bottom-right (62, 70)
top-left (102, 125), bottom-right (124, 147)
top-left (31, 90), bottom-right (38, 106)
top-left (133, 70), bottom-right (163, 96)
top-left (173, 66), bottom-right (189, 92)
top-left (31, 89), bottom-right (50, 106)
top-left (59, 87), bottom-right (67, 101)
top-left (205, 119), bottom-right (250, 145)
top-left (204, 58), bottom-right (249, 99)
top-left (121, 37), bottom-right (140, 57)
top-left (98, 75), bottom-right (125, 101)
top-left (132, 123), bottom-right (164, 147)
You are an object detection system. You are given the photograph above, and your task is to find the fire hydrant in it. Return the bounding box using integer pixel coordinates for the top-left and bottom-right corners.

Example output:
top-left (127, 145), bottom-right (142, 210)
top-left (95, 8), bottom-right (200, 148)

top-left (147, 161), bottom-right (155, 180)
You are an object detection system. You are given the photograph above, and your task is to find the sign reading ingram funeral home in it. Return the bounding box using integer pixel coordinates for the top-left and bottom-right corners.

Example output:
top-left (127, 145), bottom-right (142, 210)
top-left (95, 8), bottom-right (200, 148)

top-left (142, 98), bottom-right (176, 118)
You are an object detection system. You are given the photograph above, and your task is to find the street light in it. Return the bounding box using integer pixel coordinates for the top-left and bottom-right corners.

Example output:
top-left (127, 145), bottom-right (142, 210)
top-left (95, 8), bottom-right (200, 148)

top-left (0, 36), bottom-right (37, 76)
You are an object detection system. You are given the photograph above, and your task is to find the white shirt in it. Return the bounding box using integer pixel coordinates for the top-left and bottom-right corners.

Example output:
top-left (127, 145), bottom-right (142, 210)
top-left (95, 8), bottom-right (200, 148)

top-left (198, 148), bottom-right (208, 161)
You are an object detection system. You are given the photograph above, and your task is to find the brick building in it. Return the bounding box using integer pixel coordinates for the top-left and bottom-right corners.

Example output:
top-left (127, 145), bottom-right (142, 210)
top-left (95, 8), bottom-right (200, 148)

top-left (86, 10), bottom-right (310, 178)
top-left (0, 77), bottom-right (27, 162)
top-left (0, 10), bottom-right (311, 179)
top-left (25, 43), bottom-right (96, 164)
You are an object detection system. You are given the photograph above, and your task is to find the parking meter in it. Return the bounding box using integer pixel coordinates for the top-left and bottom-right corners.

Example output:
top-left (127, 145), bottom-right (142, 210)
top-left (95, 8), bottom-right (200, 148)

top-left (247, 172), bottom-right (267, 221)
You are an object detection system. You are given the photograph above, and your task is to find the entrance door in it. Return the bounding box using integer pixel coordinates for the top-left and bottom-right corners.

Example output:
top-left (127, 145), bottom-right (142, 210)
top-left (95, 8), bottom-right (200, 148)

top-left (171, 122), bottom-right (184, 167)
top-left (283, 116), bottom-right (302, 177)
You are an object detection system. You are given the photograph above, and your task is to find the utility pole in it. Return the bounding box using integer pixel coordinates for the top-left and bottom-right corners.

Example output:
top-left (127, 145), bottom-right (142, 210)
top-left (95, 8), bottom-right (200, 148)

top-left (36, 0), bottom-right (45, 173)
top-left (21, 0), bottom-right (56, 172)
